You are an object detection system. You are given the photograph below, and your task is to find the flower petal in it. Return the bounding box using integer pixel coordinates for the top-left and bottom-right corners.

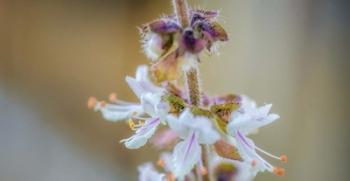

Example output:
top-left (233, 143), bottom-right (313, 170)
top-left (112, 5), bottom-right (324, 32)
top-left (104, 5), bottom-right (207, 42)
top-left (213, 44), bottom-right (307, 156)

top-left (235, 131), bottom-right (272, 172)
top-left (196, 116), bottom-right (220, 144)
top-left (151, 129), bottom-right (178, 149)
top-left (172, 131), bottom-right (201, 179)
top-left (97, 103), bottom-right (142, 122)
top-left (138, 163), bottom-right (165, 181)
top-left (126, 65), bottom-right (164, 99)
top-left (121, 117), bottom-right (161, 149)
top-left (126, 76), bottom-right (144, 99)
top-left (258, 104), bottom-right (272, 116)
top-left (166, 115), bottom-right (189, 139)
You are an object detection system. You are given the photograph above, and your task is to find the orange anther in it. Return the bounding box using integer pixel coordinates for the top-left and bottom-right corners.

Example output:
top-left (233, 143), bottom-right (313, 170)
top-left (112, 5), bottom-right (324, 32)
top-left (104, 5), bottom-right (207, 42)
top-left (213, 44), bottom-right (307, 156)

top-left (280, 155), bottom-right (288, 163)
top-left (157, 159), bottom-right (165, 168)
top-left (87, 97), bottom-right (97, 109)
top-left (273, 167), bottom-right (285, 176)
top-left (201, 167), bottom-right (208, 175)
top-left (109, 92), bottom-right (118, 102)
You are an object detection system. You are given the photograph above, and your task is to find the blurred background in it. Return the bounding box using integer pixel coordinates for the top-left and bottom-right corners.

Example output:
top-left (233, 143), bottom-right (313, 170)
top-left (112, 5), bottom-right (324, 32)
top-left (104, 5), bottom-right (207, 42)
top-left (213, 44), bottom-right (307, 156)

top-left (0, 0), bottom-right (349, 180)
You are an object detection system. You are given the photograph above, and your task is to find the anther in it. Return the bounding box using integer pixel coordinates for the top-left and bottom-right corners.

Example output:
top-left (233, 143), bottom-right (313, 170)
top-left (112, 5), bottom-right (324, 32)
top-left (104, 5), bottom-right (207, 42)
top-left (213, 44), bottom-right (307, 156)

top-left (280, 155), bottom-right (288, 163)
top-left (87, 97), bottom-right (97, 109)
top-left (273, 167), bottom-right (285, 176)
top-left (128, 119), bottom-right (136, 131)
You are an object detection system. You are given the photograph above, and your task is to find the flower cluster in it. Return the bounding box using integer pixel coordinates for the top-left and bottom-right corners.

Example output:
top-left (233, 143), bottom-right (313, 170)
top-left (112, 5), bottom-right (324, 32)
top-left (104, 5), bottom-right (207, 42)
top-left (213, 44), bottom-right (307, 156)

top-left (88, 0), bottom-right (287, 180)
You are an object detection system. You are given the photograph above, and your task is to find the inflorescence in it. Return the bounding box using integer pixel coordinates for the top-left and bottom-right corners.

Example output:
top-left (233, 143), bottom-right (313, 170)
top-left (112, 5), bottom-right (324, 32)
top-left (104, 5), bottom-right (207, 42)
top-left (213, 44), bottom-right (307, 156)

top-left (88, 0), bottom-right (287, 180)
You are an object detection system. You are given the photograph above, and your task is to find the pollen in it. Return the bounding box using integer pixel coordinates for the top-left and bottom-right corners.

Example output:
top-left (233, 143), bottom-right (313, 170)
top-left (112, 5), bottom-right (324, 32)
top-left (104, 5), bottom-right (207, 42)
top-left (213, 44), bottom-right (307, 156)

top-left (87, 97), bottom-right (97, 109)
top-left (273, 167), bottom-right (285, 176)
top-left (128, 119), bottom-right (144, 131)
top-left (157, 159), bottom-right (165, 168)
top-left (109, 92), bottom-right (118, 102)
top-left (128, 119), bottom-right (137, 131)
top-left (280, 155), bottom-right (288, 163)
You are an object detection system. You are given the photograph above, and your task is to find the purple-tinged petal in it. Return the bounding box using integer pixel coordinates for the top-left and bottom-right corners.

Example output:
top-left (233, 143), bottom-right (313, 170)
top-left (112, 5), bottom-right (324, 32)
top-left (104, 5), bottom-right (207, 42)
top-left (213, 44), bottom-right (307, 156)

top-left (235, 131), bottom-right (274, 172)
top-left (148, 19), bottom-right (180, 34)
top-left (121, 117), bottom-right (161, 149)
top-left (151, 129), bottom-right (179, 149)
top-left (172, 131), bottom-right (201, 179)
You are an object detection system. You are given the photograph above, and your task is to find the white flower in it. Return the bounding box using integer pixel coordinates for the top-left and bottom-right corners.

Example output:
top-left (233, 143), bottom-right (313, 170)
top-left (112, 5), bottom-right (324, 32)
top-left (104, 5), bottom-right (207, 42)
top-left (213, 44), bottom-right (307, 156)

top-left (90, 65), bottom-right (169, 149)
top-left (229, 96), bottom-right (280, 135)
top-left (138, 163), bottom-right (165, 181)
top-left (227, 96), bottom-right (286, 175)
top-left (92, 65), bottom-right (164, 122)
top-left (167, 109), bottom-right (220, 179)
top-left (125, 65), bottom-right (164, 99)
top-left (121, 117), bottom-right (161, 149)
top-left (120, 93), bottom-right (169, 149)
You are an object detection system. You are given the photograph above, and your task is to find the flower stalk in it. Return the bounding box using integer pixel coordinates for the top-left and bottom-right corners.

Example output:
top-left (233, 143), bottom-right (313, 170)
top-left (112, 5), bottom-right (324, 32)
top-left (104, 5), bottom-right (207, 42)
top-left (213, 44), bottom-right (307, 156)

top-left (173, 0), bottom-right (190, 27)
top-left (173, 1), bottom-right (211, 180)
top-left (185, 67), bottom-right (201, 106)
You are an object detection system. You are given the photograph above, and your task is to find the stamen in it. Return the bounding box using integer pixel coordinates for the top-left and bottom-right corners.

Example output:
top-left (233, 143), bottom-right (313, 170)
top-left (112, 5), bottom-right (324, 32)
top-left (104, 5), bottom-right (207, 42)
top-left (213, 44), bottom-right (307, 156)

top-left (87, 97), bottom-right (97, 109)
top-left (115, 100), bottom-right (136, 105)
top-left (128, 119), bottom-right (144, 131)
top-left (109, 92), bottom-right (118, 102)
top-left (280, 155), bottom-right (288, 163)
top-left (128, 119), bottom-right (137, 131)
top-left (157, 159), bottom-right (165, 168)
top-left (273, 167), bottom-right (285, 176)
top-left (254, 145), bottom-right (285, 162)
top-left (236, 131), bottom-right (275, 171)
